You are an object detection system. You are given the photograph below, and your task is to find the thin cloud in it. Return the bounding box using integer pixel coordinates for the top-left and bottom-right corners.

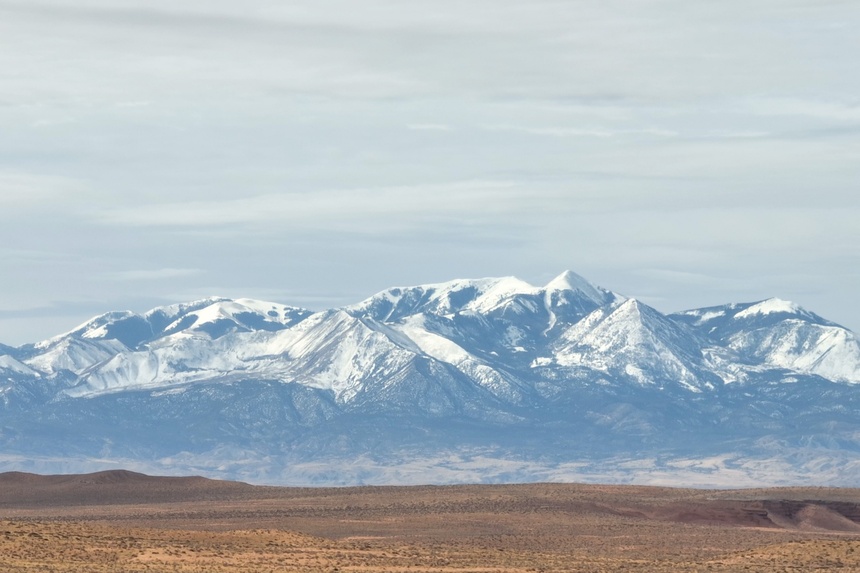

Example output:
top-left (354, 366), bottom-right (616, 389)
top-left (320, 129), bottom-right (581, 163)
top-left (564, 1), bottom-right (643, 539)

top-left (114, 100), bottom-right (151, 108)
top-left (93, 181), bottom-right (527, 230)
top-left (0, 171), bottom-right (88, 209)
top-left (700, 130), bottom-right (771, 139)
top-left (745, 98), bottom-right (860, 122)
top-left (104, 268), bottom-right (203, 281)
top-left (406, 123), bottom-right (453, 131)
top-left (0, 248), bottom-right (70, 263)
top-left (484, 124), bottom-right (679, 138)
top-left (634, 269), bottom-right (726, 286)
top-left (0, 0), bottom-right (858, 343)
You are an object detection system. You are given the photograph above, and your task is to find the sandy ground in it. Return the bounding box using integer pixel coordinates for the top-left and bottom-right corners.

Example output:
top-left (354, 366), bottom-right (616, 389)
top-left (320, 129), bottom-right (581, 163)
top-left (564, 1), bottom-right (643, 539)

top-left (1, 470), bottom-right (859, 572)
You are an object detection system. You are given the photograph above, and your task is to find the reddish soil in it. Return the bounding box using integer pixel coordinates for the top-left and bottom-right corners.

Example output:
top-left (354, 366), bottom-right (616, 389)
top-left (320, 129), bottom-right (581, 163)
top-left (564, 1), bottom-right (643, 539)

top-left (1, 470), bottom-right (859, 572)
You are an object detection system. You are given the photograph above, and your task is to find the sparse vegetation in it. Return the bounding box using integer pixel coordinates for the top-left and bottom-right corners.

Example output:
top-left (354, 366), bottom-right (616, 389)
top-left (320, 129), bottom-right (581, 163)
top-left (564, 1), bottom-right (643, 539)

top-left (1, 473), bottom-right (859, 572)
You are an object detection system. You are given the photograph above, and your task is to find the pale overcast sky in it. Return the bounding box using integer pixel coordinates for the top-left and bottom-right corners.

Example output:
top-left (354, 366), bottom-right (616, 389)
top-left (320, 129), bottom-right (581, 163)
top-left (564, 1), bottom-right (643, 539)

top-left (1, 0), bottom-right (859, 345)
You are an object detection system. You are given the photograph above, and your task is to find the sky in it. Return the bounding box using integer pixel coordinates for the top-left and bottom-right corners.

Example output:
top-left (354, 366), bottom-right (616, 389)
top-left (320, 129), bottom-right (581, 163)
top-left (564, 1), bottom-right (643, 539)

top-left (1, 0), bottom-right (859, 345)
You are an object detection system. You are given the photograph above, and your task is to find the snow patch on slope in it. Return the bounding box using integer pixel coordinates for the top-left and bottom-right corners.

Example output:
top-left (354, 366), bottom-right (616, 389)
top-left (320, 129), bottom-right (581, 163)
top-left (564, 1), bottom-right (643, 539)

top-left (25, 338), bottom-right (128, 375)
top-left (465, 277), bottom-right (540, 314)
top-left (35, 311), bottom-right (136, 346)
top-left (554, 299), bottom-right (714, 391)
top-left (735, 298), bottom-right (804, 319)
top-left (0, 355), bottom-right (38, 376)
top-left (395, 315), bottom-right (474, 364)
top-left (728, 322), bottom-right (860, 383)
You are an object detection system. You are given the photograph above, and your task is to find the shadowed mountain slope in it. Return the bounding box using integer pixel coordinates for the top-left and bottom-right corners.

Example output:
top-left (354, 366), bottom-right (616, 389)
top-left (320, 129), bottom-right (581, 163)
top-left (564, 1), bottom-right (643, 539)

top-left (2, 271), bottom-right (859, 486)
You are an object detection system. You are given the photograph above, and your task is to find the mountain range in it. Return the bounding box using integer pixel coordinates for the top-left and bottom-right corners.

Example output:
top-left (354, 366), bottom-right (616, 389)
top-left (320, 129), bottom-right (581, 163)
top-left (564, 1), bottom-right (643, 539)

top-left (2, 271), bottom-right (859, 486)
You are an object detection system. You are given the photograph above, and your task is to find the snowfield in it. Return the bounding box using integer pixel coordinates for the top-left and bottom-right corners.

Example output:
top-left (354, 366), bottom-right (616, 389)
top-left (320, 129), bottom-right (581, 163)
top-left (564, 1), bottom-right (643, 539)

top-left (2, 271), bottom-right (860, 486)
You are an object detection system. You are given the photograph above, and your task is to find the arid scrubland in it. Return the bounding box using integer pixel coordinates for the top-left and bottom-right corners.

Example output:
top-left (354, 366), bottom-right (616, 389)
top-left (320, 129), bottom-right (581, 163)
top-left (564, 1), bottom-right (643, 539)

top-left (1, 471), bottom-right (859, 572)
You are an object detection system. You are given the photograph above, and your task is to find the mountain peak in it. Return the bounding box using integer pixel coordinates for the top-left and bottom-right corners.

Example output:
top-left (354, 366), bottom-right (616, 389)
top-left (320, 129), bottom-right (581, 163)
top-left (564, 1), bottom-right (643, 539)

top-left (544, 270), bottom-right (617, 306)
top-left (546, 270), bottom-right (585, 290)
top-left (734, 298), bottom-right (803, 319)
top-left (4, 271), bottom-right (860, 486)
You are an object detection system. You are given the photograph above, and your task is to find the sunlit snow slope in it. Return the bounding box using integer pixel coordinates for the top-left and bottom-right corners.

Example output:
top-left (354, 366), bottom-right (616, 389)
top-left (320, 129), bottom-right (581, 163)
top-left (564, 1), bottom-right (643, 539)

top-left (2, 271), bottom-right (859, 487)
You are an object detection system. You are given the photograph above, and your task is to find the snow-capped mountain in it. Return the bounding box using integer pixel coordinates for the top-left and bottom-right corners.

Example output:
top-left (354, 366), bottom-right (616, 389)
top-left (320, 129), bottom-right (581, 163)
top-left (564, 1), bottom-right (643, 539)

top-left (672, 299), bottom-right (860, 383)
top-left (2, 271), bottom-right (860, 487)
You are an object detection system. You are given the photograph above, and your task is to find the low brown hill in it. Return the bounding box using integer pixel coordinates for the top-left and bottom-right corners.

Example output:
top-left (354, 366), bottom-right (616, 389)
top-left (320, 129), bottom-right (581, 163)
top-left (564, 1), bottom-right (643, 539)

top-left (2, 470), bottom-right (860, 536)
top-left (0, 469), bottom-right (257, 506)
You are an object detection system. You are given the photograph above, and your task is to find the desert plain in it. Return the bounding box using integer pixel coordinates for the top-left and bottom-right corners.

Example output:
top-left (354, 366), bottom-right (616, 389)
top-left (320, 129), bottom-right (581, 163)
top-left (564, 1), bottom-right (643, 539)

top-left (1, 470), bottom-right (859, 572)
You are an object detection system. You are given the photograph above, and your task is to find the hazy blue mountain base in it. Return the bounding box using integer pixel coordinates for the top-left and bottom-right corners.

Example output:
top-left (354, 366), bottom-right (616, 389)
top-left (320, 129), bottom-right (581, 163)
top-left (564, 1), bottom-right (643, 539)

top-left (2, 272), bottom-right (859, 486)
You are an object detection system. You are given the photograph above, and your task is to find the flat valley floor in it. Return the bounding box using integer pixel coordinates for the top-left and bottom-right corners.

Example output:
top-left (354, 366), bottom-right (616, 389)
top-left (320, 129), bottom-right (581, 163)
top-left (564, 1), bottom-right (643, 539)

top-left (1, 471), bottom-right (860, 572)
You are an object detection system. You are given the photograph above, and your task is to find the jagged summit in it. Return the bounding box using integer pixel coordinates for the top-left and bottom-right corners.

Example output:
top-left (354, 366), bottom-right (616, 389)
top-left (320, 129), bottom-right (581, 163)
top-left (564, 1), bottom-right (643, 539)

top-left (1, 271), bottom-right (859, 486)
top-left (544, 270), bottom-right (611, 302)
top-left (347, 275), bottom-right (540, 320)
